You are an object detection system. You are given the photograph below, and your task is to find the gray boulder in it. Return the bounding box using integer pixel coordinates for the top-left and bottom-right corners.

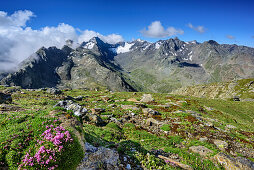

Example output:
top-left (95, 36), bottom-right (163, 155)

top-left (77, 142), bottom-right (120, 170)
top-left (140, 94), bottom-right (154, 103)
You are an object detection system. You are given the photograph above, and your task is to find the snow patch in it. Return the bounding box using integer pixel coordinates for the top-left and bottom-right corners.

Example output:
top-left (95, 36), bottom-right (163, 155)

top-left (143, 44), bottom-right (151, 50)
top-left (155, 42), bottom-right (161, 49)
top-left (116, 42), bottom-right (134, 54)
top-left (189, 55), bottom-right (193, 61)
top-left (83, 42), bottom-right (95, 49)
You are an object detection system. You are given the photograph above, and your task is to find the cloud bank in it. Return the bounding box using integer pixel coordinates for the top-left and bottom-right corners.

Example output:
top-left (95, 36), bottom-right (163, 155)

top-left (187, 23), bottom-right (206, 33)
top-left (141, 21), bottom-right (184, 38)
top-left (0, 10), bottom-right (124, 71)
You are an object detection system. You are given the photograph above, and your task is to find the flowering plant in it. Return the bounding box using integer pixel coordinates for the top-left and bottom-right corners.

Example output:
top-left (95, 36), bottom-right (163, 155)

top-left (19, 124), bottom-right (73, 170)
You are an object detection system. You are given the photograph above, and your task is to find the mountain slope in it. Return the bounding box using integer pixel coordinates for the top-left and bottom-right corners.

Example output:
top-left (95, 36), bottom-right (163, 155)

top-left (113, 38), bottom-right (254, 92)
top-left (1, 38), bottom-right (135, 91)
top-left (1, 37), bottom-right (254, 92)
top-left (172, 78), bottom-right (254, 100)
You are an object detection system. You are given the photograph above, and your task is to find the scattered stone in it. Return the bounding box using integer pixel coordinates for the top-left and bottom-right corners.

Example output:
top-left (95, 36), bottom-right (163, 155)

top-left (226, 124), bottom-right (236, 129)
top-left (121, 105), bottom-right (139, 110)
top-left (233, 96), bottom-right (240, 101)
top-left (130, 112), bottom-right (135, 116)
top-left (77, 142), bottom-right (120, 169)
top-left (85, 114), bottom-right (105, 126)
top-left (64, 96), bottom-right (74, 100)
top-left (46, 88), bottom-right (62, 95)
top-left (140, 94), bottom-right (154, 103)
top-left (101, 96), bottom-right (111, 102)
top-left (146, 118), bottom-right (160, 126)
top-left (214, 152), bottom-right (254, 170)
top-left (54, 100), bottom-right (88, 117)
top-left (158, 155), bottom-right (193, 170)
top-left (204, 106), bottom-right (214, 111)
top-left (75, 95), bottom-right (84, 101)
top-left (3, 87), bottom-right (20, 93)
top-left (127, 98), bottom-right (139, 102)
top-left (0, 92), bottom-right (12, 104)
top-left (213, 140), bottom-right (228, 150)
top-left (199, 137), bottom-right (208, 142)
top-left (176, 100), bottom-right (187, 105)
top-left (242, 98), bottom-right (254, 102)
top-left (135, 103), bottom-right (147, 108)
top-left (91, 108), bottom-right (105, 114)
top-left (108, 104), bottom-right (117, 107)
top-left (142, 108), bottom-right (161, 117)
top-left (204, 122), bottom-right (214, 127)
top-left (191, 113), bottom-right (203, 121)
top-left (189, 146), bottom-right (213, 156)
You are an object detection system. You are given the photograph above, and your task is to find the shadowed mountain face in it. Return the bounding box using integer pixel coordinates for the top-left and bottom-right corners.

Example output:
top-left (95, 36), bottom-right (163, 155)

top-left (1, 37), bottom-right (254, 92)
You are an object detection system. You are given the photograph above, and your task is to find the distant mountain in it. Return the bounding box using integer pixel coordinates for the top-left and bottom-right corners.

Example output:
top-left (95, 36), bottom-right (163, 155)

top-left (1, 37), bottom-right (254, 92)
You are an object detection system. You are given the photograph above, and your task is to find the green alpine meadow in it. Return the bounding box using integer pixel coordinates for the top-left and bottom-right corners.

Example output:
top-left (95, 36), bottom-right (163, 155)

top-left (1, 0), bottom-right (254, 169)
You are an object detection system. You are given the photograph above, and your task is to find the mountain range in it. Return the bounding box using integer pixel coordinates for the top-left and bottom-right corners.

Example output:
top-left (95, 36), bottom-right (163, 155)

top-left (1, 37), bottom-right (254, 92)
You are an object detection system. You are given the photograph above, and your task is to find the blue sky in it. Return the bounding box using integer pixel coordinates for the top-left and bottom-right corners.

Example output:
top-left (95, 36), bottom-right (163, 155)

top-left (1, 0), bottom-right (254, 46)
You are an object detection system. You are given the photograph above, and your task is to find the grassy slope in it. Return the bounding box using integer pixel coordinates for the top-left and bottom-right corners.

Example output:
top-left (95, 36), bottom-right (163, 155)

top-left (0, 86), bottom-right (253, 169)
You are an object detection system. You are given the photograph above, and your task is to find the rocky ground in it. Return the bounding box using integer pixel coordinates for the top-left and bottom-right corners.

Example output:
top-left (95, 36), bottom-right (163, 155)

top-left (0, 86), bottom-right (254, 169)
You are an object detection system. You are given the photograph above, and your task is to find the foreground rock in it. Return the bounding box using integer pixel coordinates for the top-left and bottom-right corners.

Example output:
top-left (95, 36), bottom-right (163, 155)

top-left (46, 88), bottom-right (62, 95)
top-left (140, 94), bottom-right (154, 103)
top-left (142, 108), bottom-right (161, 117)
top-left (214, 152), bottom-right (254, 170)
top-left (0, 92), bottom-right (12, 104)
top-left (189, 146), bottom-right (213, 157)
top-left (54, 100), bottom-right (87, 117)
top-left (77, 142), bottom-right (120, 170)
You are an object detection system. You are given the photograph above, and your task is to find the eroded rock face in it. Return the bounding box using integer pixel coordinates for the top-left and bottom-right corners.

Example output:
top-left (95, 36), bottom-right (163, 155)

top-left (77, 142), bottom-right (120, 170)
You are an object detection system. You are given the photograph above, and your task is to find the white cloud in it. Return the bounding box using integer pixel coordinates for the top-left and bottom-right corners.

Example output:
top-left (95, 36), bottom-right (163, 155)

top-left (0, 10), bottom-right (124, 71)
top-left (78, 30), bottom-right (123, 44)
top-left (226, 35), bottom-right (235, 39)
top-left (141, 21), bottom-right (184, 38)
top-left (187, 23), bottom-right (206, 33)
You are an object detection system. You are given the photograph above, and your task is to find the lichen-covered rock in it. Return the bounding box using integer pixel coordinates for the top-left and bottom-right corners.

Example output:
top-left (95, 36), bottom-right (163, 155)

top-left (140, 94), bottom-right (154, 103)
top-left (189, 146), bottom-right (213, 156)
top-left (84, 114), bottom-right (105, 126)
top-left (47, 88), bottom-right (62, 95)
top-left (77, 142), bottom-right (120, 170)
top-left (54, 100), bottom-right (88, 117)
top-left (121, 105), bottom-right (139, 110)
top-left (214, 152), bottom-right (254, 170)
top-left (213, 139), bottom-right (228, 151)
top-left (146, 118), bottom-right (160, 126)
top-left (91, 108), bottom-right (105, 114)
top-left (142, 108), bottom-right (161, 117)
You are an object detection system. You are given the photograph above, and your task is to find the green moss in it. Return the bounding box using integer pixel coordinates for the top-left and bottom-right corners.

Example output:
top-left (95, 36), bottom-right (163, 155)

top-left (160, 124), bottom-right (171, 131)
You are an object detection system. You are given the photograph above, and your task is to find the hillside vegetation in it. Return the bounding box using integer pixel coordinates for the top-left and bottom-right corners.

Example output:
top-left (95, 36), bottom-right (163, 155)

top-left (0, 86), bottom-right (253, 169)
top-left (173, 78), bottom-right (254, 100)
